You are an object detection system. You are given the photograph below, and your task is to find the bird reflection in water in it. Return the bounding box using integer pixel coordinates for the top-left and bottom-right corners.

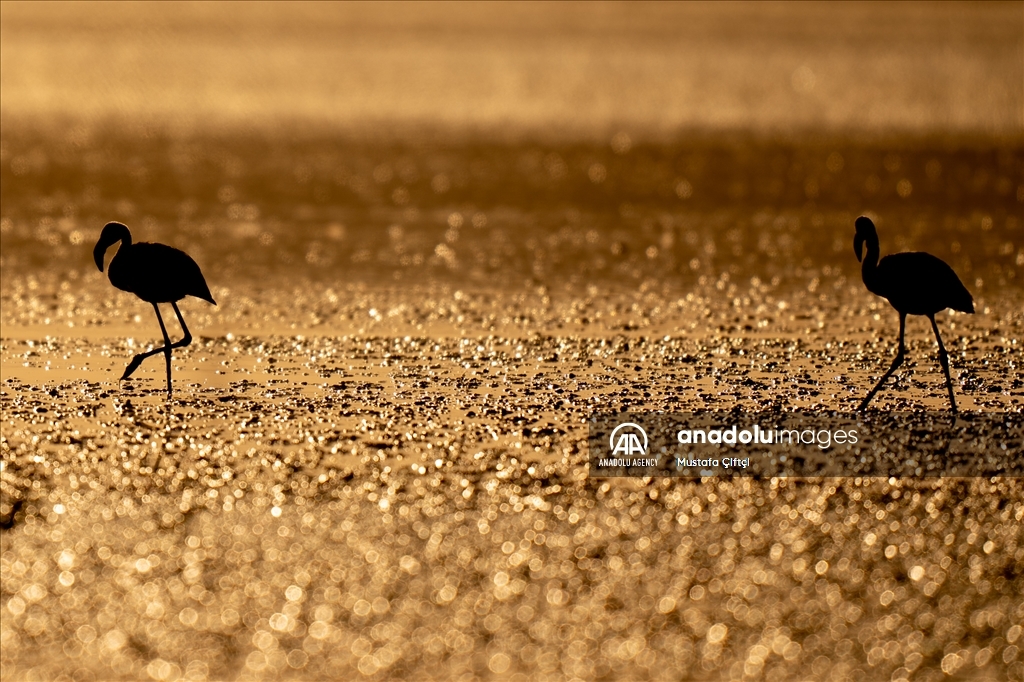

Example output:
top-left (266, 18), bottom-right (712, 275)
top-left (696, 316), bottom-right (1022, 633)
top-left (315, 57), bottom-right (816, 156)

top-left (854, 216), bottom-right (973, 413)
top-left (93, 221), bottom-right (216, 397)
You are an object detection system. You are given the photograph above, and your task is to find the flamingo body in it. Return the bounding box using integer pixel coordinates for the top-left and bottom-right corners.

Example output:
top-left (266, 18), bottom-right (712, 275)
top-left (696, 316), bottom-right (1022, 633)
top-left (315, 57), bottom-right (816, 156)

top-left (107, 242), bottom-right (215, 305)
top-left (866, 251), bottom-right (973, 317)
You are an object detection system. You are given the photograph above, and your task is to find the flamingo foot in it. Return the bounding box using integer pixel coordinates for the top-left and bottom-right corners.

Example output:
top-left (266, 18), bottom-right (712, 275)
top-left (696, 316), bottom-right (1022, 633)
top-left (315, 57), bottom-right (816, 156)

top-left (121, 355), bottom-right (146, 380)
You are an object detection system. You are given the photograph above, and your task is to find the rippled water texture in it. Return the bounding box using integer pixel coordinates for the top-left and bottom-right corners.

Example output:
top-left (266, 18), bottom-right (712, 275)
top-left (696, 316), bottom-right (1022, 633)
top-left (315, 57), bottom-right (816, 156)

top-left (2, 3), bottom-right (1024, 682)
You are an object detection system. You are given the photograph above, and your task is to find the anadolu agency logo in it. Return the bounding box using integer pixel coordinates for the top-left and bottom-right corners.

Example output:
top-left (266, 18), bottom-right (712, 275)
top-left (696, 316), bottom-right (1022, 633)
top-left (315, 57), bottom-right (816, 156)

top-left (598, 422), bottom-right (658, 467)
top-left (610, 422), bottom-right (648, 455)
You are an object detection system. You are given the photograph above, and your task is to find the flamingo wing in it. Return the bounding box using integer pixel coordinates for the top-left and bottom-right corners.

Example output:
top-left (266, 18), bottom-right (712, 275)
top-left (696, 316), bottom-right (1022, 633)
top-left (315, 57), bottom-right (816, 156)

top-left (875, 252), bottom-right (973, 315)
top-left (109, 243), bottom-right (216, 304)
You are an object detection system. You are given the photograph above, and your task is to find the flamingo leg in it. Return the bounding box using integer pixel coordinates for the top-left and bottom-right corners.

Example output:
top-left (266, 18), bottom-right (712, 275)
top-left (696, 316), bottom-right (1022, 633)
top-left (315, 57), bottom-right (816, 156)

top-left (154, 304), bottom-right (174, 395)
top-left (121, 303), bottom-right (189, 396)
top-left (929, 315), bottom-right (958, 413)
top-left (170, 302), bottom-right (193, 348)
top-left (859, 312), bottom-right (906, 411)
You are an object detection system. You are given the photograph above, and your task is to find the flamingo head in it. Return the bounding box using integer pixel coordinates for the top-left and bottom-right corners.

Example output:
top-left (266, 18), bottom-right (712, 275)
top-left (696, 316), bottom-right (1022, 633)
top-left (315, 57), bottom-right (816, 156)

top-left (853, 216), bottom-right (876, 263)
top-left (94, 222), bottom-right (132, 271)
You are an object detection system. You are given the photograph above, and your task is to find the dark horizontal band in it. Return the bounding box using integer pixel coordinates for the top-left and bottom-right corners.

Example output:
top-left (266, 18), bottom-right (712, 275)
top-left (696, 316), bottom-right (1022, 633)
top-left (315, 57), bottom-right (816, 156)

top-left (589, 412), bottom-right (1024, 478)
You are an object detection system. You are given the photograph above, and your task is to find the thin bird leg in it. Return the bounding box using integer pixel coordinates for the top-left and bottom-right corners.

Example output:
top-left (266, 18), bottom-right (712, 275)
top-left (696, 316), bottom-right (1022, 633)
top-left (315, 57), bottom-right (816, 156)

top-left (120, 304), bottom-right (175, 397)
top-left (929, 315), bottom-right (958, 414)
top-left (859, 312), bottom-right (907, 411)
top-left (153, 304), bottom-right (174, 396)
top-left (170, 302), bottom-right (193, 349)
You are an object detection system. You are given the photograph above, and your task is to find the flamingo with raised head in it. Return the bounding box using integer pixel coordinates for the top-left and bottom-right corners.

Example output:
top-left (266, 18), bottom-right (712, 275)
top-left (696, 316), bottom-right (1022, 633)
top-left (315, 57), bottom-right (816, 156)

top-left (854, 216), bottom-right (973, 413)
top-left (94, 221), bottom-right (216, 396)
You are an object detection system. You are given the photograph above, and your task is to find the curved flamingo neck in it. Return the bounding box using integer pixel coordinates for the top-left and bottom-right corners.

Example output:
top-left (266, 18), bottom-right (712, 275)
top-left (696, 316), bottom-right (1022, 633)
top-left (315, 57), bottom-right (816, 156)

top-left (108, 235), bottom-right (131, 267)
top-left (110, 223), bottom-right (132, 248)
top-left (95, 223), bottom-right (133, 272)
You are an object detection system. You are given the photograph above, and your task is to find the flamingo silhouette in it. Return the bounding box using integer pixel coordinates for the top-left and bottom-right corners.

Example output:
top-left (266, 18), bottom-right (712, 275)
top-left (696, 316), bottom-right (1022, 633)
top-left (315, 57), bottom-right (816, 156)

top-left (854, 216), bottom-right (973, 412)
top-left (94, 222), bottom-right (216, 396)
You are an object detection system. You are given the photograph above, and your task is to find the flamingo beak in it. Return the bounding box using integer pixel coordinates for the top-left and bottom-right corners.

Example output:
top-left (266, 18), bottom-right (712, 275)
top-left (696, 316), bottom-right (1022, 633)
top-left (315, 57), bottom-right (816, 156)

top-left (93, 241), bottom-right (108, 271)
top-left (854, 234), bottom-right (864, 262)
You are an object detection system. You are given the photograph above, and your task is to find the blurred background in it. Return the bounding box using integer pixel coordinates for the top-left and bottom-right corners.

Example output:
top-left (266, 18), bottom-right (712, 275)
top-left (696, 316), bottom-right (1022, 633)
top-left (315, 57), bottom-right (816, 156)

top-left (2, 1), bottom-right (1022, 137)
top-left (1, 0), bottom-right (1022, 297)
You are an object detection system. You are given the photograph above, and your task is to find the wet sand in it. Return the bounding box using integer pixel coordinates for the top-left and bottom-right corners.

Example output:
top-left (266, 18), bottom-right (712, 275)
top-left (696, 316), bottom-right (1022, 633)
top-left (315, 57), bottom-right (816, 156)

top-left (2, 127), bottom-right (1024, 681)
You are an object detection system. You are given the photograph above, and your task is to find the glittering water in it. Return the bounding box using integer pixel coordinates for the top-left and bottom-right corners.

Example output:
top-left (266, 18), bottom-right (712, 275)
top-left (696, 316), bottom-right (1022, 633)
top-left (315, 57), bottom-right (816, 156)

top-left (3, 127), bottom-right (1023, 682)
top-left (2, 131), bottom-right (1020, 289)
